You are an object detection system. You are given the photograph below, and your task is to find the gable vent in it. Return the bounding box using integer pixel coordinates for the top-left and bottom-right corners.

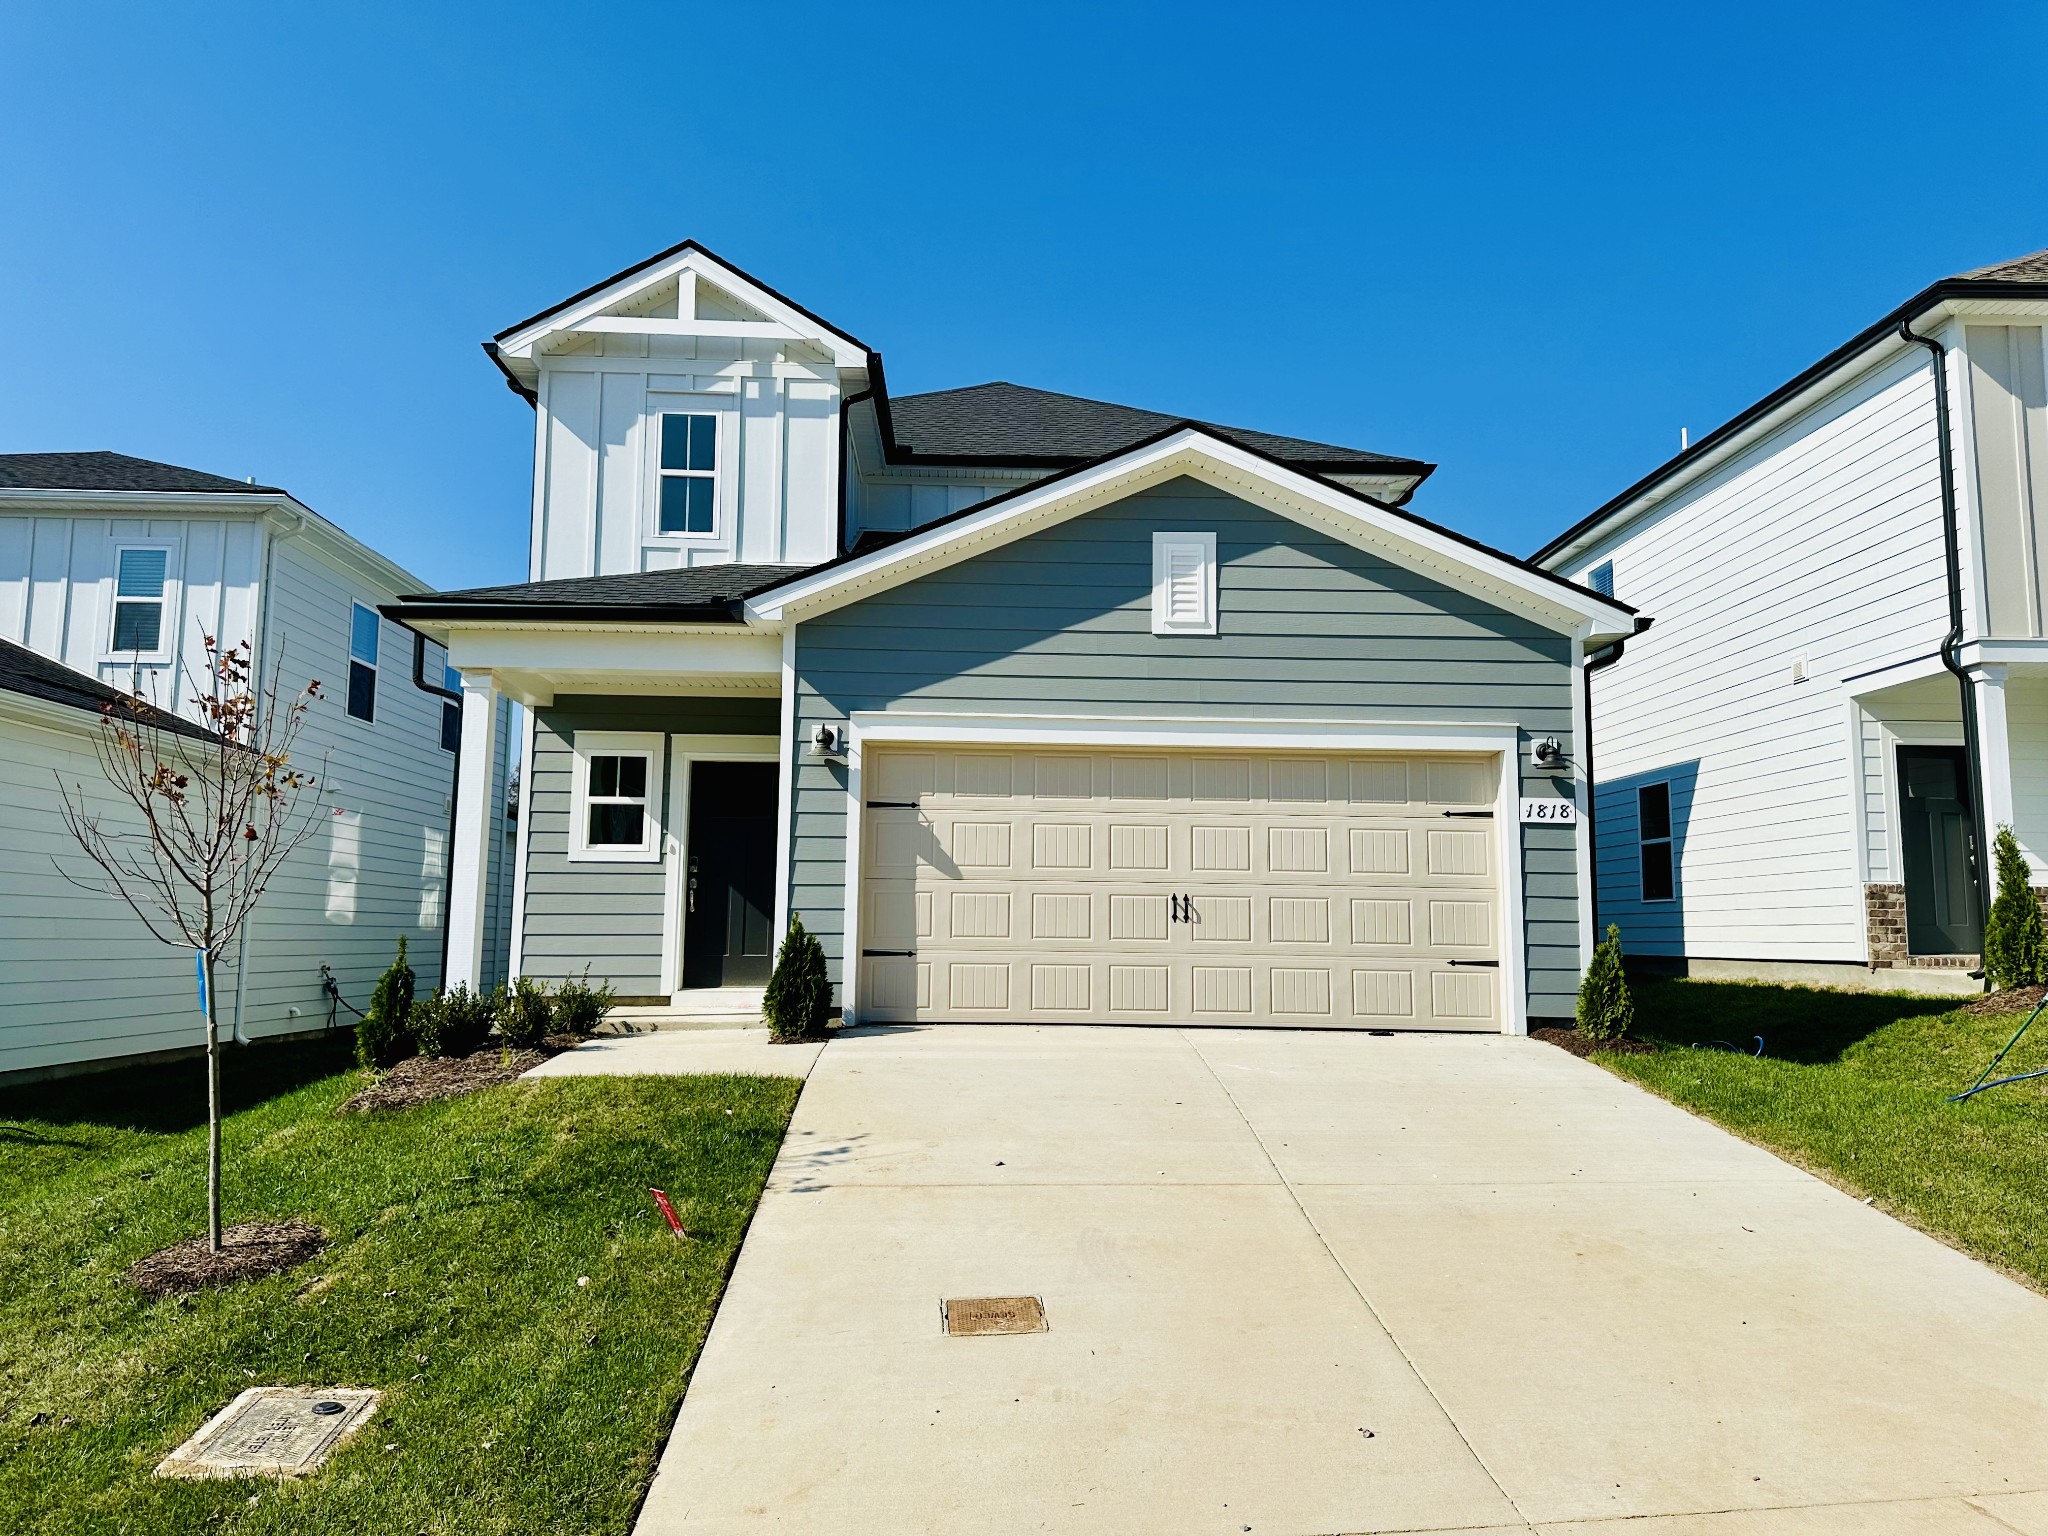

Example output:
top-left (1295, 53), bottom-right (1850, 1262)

top-left (1152, 532), bottom-right (1218, 636)
top-left (1588, 560), bottom-right (1615, 598)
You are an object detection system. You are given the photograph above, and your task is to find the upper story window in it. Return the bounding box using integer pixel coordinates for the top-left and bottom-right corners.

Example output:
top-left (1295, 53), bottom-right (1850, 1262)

top-left (109, 546), bottom-right (170, 655)
top-left (439, 664), bottom-right (462, 752)
top-left (658, 413), bottom-right (718, 536)
top-left (347, 602), bottom-right (379, 723)
top-left (1152, 532), bottom-right (1218, 636)
top-left (1588, 560), bottom-right (1615, 598)
top-left (1638, 781), bottom-right (1674, 901)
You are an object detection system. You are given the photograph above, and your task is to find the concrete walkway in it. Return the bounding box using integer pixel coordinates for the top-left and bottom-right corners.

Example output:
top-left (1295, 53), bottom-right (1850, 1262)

top-left (524, 1027), bottom-right (826, 1080)
top-left (628, 1026), bottom-right (2048, 1535)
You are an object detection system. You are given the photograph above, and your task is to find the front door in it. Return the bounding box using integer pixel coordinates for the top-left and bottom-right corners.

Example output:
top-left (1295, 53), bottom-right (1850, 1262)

top-left (682, 761), bottom-right (778, 987)
top-left (1897, 746), bottom-right (1981, 955)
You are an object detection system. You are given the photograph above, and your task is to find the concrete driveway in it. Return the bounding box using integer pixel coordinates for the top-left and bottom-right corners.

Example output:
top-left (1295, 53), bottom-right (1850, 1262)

top-left (633, 1026), bottom-right (2048, 1535)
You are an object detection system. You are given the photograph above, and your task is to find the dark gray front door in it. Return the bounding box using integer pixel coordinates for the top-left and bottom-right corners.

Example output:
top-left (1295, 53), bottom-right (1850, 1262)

top-left (683, 761), bottom-right (778, 987)
top-left (1897, 746), bottom-right (1981, 955)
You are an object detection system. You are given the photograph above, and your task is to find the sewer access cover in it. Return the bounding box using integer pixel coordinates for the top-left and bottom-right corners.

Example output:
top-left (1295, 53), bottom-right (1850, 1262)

top-left (155, 1386), bottom-right (381, 1479)
top-left (943, 1296), bottom-right (1047, 1336)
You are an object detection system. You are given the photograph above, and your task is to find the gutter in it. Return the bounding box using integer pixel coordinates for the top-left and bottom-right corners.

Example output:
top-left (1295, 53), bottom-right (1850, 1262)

top-left (407, 630), bottom-right (467, 986)
top-left (382, 600), bottom-right (747, 626)
top-left (836, 366), bottom-right (880, 556)
top-left (483, 341), bottom-right (539, 406)
top-left (1897, 320), bottom-right (1993, 939)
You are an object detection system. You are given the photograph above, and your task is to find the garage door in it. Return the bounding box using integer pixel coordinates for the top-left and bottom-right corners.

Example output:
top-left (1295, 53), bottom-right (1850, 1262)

top-left (857, 748), bottom-right (1504, 1030)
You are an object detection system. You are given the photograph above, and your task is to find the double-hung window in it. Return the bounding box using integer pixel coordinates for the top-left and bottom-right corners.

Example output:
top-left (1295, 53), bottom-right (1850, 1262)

top-left (347, 602), bottom-right (379, 723)
top-left (1638, 781), bottom-right (1674, 901)
top-left (570, 732), bottom-right (663, 862)
top-left (110, 546), bottom-right (170, 655)
top-left (657, 413), bottom-right (717, 535)
top-left (439, 664), bottom-right (462, 752)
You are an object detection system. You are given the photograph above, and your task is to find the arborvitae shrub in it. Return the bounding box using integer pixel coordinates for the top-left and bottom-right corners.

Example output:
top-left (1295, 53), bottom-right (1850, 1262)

top-left (1983, 825), bottom-right (2045, 990)
top-left (763, 914), bottom-right (831, 1042)
top-left (1577, 923), bottom-right (1635, 1042)
top-left (356, 936), bottom-right (416, 1068)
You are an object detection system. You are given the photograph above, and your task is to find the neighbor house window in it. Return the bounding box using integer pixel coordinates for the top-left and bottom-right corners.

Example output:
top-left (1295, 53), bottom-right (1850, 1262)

top-left (1638, 781), bottom-right (1674, 901)
top-left (569, 732), bottom-right (663, 862)
top-left (1588, 560), bottom-right (1615, 598)
top-left (1152, 532), bottom-right (1218, 636)
top-left (347, 602), bottom-right (379, 723)
top-left (110, 546), bottom-right (170, 654)
top-left (439, 664), bottom-right (461, 752)
top-left (658, 412), bottom-right (717, 535)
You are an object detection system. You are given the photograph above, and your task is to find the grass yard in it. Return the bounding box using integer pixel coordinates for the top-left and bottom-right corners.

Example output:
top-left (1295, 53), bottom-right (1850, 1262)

top-left (1597, 977), bottom-right (2048, 1291)
top-left (0, 1035), bottom-right (801, 1535)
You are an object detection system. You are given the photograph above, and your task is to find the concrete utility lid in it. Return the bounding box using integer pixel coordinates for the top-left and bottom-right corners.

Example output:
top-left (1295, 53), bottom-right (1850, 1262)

top-left (943, 1296), bottom-right (1047, 1336)
top-left (155, 1387), bottom-right (381, 1479)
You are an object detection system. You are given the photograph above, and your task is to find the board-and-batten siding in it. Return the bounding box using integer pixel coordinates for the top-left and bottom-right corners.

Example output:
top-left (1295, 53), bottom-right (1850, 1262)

top-left (1580, 347), bottom-right (1952, 960)
top-left (789, 479), bottom-right (1581, 1018)
top-left (521, 695), bottom-right (779, 994)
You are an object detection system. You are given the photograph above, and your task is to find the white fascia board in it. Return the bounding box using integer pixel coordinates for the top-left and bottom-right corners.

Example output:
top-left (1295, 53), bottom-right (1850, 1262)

top-left (750, 428), bottom-right (1633, 642)
top-left (496, 248), bottom-right (866, 369)
top-left (847, 711), bottom-right (1522, 755)
top-left (441, 622), bottom-right (782, 677)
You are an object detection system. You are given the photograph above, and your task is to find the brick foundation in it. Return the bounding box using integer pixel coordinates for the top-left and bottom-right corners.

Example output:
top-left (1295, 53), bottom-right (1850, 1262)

top-left (1862, 882), bottom-right (1981, 969)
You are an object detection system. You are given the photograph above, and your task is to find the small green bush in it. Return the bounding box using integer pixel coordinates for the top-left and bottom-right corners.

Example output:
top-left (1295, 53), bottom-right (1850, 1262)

top-left (1983, 825), bottom-right (2045, 990)
top-left (498, 974), bottom-right (557, 1049)
top-left (356, 936), bottom-right (416, 1068)
top-left (763, 914), bottom-right (832, 1042)
top-left (1576, 923), bottom-right (1635, 1042)
top-left (414, 982), bottom-right (497, 1059)
top-left (552, 969), bottom-right (616, 1035)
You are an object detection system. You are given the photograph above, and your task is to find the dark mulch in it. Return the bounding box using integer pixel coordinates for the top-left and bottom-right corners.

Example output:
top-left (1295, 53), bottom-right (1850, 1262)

top-left (341, 1047), bottom-right (550, 1113)
top-left (1964, 985), bottom-right (2046, 1016)
top-left (1531, 1025), bottom-right (1657, 1058)
top-left (125, 1220), bottom-right (327, 1298)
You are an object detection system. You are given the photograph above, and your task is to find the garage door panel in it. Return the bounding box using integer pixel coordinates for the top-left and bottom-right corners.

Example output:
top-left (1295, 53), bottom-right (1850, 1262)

top-left (860, 748), bottom-right (1504, 1030)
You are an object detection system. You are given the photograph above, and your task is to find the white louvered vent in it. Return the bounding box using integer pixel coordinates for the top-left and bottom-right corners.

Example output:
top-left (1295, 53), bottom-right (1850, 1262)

top-left (1152, 532), bottom-right (1217, 636)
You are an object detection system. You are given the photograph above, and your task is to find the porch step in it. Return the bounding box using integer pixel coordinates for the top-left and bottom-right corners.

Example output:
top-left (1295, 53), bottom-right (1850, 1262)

top-left (599, 987), bottom-right (767, 1033)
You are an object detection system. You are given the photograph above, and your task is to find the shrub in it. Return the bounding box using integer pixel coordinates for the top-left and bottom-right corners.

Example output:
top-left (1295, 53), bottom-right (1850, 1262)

top-left (498, 974), bottom-right (557, 1049)
top-left (552, 969), bottom-right (615, 1035)
top-left (763, 914), bottom-right (832, 1042)
top-left (1576, 923), bottom-right (1635, 1042)
top-left (1983, 825), bottom-right (2045, 990)
top-left (356, 936), bottom-right (416, 1068)
top-left (414, 982), bottom-right (497, 1059)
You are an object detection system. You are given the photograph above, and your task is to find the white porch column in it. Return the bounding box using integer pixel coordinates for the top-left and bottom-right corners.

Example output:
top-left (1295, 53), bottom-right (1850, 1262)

top-left (445, 668), bottom-right (500, 990)
top-left (1974, 664), bottom-right (2015, 836)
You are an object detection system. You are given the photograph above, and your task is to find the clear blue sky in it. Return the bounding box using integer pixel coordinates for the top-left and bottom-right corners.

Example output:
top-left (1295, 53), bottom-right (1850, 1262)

top-left (4, 2), bottom-right (2044, 590)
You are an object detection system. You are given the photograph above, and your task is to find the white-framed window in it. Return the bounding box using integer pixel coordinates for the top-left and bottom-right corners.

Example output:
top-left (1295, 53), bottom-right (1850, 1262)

top-left (346, 602), bottom-right (379, 723)
top-left (1638, 781), bottom-right (1674, 901)
top-left (569, 731), bottom-right (664, 862)
top-left (439, 663), bottom-right (462, 753)
top-left (656, 411), bottom-right (719, 536)
top-left (108, 544), bottom-right (175, 657)
top-left (1151, 531), bottom-right (1217, 636)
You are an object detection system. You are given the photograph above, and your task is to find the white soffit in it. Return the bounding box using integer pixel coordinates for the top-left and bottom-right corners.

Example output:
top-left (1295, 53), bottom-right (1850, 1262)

top-left (747, 429), bottom-right (1633, 642)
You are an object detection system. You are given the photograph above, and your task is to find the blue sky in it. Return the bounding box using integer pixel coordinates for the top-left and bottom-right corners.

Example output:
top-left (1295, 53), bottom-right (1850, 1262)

top-left (3, 2), bottom-right (2044, 589)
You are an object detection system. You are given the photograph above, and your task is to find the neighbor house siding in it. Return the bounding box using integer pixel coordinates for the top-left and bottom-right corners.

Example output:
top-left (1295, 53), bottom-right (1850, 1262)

top-left (788, 478), bottom-right (1581, 1018)
top-left (520, 694), bottom-right (779, 994)
top-left (1576, 346), bottom-right (1951, 961)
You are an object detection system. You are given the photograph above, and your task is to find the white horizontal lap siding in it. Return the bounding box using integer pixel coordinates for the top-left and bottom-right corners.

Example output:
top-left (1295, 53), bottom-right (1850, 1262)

top-left (1584, 350), bottom-right (1950, 961)
top-left (2005, 679), bottom-right (2048, 880)
top-left (0, 708), bottom-right (241, 1073)
top-left (237, 538), bottom-right (455, 1035)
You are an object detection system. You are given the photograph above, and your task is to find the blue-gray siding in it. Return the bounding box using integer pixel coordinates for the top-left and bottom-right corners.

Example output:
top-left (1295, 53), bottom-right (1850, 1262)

top-left (522, 694), bottom-right (778, 995)
top-left (789, 478), bottom-right (1583, 1017)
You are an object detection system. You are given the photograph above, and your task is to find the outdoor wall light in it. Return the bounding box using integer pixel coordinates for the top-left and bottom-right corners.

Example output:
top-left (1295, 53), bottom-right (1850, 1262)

top-left (1531, 737), bottom-right (1565, 769)
top-left (808, 722), bottom-right (847, 762)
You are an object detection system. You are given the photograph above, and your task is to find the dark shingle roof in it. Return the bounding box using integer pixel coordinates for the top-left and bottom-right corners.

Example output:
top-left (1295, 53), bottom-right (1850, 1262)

top-left (0, 452), bottom-right (281, 495)
top-left (0, 638), bottom-right (214, 739)
top-left (1955, 246), bottom-right (2048, 282)
top-left (393, 563), bottom-right (818, 621)
top-left (884, 382), bottom-right (1428, 475)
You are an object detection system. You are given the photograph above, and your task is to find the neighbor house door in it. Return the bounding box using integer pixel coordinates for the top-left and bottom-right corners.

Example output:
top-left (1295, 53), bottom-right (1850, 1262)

top-left (1897, 745), bottom-right (1981, 955)
top-left (682, 760), bottom-right (778, 987)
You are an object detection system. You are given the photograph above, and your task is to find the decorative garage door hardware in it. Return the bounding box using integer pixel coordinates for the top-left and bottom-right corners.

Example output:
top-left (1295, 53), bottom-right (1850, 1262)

top-left (866, 801), bottom-right (920, 809)
top-left (1168, 894), bottom-right (1202, 924)
top-left (1447, 959), bottom-right (1500, 967)
top-left (862, 949), bottom-right (917, 958)
top-left (1441, 809), bottom-right (1494, 818)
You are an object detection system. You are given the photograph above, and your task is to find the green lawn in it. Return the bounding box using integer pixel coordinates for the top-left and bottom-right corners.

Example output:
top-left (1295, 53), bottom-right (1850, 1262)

top-left (1596, 977), bottom-right (2048, 1291)
top-left (0, 1036), bottom-right (800, 1535)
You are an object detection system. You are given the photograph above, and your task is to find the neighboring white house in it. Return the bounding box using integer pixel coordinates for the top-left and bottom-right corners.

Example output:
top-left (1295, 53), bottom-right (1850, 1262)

top-left (0, 452), bottom-right (516, 1078)
top-left (1535, 247), bottom-right (2048, 992)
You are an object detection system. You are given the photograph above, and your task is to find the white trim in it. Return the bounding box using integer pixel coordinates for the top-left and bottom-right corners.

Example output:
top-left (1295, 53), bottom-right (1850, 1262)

top-left (746, 429), bottom-right (1635, 642)
top-left (773, 628), bottom-right (797, 946)
top-left (1151, 531), bottom-right (1218, 636)
top-left (103, 539), bottom-right (180, 665)
top-left (566, 730), bottom-right (664, 863)
top-left (446, 669), bottom-right (501, 988)
top-left (1975, 665), bottom-right (2015, 833)
top-left (1879, 719), bottom-right (1967, 885)
top-left (345, 599), bottom-right (381, 723)
top-left (664, 734), bottom-right (781, 993)
top-left (1571, 622), bottom-right (1595, 970)
top-left (507, 704), bottom-right (537, 979)
top-left (841, 712), bottom-right (1531, 1035)
top-left (646, 402), bottom-right (728, 544)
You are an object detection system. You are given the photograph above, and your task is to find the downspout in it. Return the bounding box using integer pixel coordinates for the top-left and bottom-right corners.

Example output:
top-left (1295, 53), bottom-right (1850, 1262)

top-left (1898, 320), bottom-right (1993, 932)
top-left (836, 368), bottom-right (879, 556)
top-left (1579, 616), bottom-right (1652, 937)
top-left (408, 630), bottom-right (466, 987)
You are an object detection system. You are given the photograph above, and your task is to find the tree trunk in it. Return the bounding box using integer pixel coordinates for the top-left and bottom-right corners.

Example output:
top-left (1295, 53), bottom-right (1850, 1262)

top-left (205, 948), bottom-right (222, 1253)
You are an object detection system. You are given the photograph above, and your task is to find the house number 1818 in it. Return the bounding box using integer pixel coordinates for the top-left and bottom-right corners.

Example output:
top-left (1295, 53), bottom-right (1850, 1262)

top-left (1518, 798), bottom-right (1579, 825)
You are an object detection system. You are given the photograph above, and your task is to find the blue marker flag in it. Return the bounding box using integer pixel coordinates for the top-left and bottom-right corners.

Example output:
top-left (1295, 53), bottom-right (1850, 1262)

top-left (194, 948), bottom-right (208, 1015)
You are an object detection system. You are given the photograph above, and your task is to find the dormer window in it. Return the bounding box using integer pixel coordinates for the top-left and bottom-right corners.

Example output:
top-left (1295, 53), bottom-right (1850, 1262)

top-left (658, 413), bottom-right (718, 535)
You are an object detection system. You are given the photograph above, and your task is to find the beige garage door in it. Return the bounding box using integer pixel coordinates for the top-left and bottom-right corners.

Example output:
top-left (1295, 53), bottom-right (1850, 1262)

top-left (857, 748), bottom-right (1504, 1030)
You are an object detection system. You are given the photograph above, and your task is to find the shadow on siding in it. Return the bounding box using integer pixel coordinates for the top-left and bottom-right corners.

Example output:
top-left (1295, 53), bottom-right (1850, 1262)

top-left (0, 1032), bottom-right (357, 1134)
top-left (1594, 760), bottom-right (1699, 956)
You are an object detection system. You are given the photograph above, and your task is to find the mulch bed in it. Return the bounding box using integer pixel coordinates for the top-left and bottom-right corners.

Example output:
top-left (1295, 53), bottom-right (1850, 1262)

top-left (1531, 1025), bottom-right (1657, 1058)
top-left (125, 1220), bottom-right (327, 1298)
top-left (1965, 985), bottom-right (2047, 1016)
top-left (340, 1045), bottom-right (552, 1113)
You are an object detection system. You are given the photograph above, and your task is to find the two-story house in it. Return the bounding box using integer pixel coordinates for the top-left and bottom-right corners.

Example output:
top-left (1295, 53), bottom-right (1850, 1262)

top-left (0, 452), bottom-right (516, 1078)
top-left (392, 242), bottom-right (1634, 1035)
top-left (1536, 247), bottom-right (2048, 992)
